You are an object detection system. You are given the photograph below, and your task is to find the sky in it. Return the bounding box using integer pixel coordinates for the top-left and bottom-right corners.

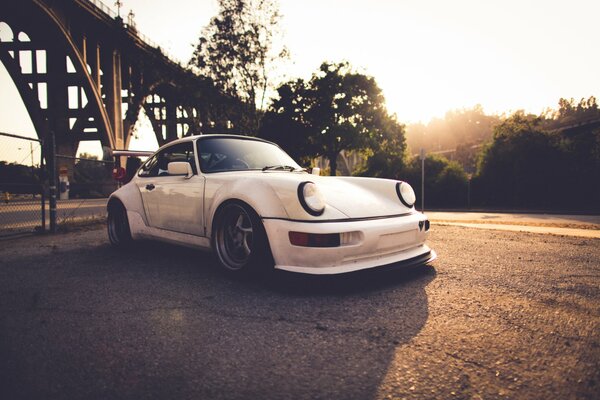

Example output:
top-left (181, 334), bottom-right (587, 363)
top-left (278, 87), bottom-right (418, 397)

top-left (1, 0), bottom-right (599, 162)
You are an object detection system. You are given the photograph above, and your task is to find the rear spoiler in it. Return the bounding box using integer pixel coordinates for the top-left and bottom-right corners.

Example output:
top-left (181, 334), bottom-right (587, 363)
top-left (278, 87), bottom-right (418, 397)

top-left (111, 150), bottom-right (154, 183)
top-left (111, 149), bottom-right (155, 157)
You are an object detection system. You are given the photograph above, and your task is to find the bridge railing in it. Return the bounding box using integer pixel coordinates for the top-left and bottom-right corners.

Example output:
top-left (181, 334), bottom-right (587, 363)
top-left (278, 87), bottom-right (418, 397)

top-left (86, 0), bottom-right (117, 18)
top-left (84, 0), bottom-right (185, 67)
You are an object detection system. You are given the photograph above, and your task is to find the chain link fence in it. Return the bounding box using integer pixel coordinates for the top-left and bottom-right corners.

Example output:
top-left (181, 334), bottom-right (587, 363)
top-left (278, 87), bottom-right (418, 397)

top-left (0, 133), bottom-right (46, 236)
top-left (53, 154), bottom-right (115, 228)
top-left (1, 132), bottom-right (119, 237)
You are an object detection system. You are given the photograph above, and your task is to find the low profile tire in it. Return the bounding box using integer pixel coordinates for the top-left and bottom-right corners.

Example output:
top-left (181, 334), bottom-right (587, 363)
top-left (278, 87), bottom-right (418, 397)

top-left (107, 202), bottom-right (132, 247)
top-left (212, 202), bottom-right (273, 277)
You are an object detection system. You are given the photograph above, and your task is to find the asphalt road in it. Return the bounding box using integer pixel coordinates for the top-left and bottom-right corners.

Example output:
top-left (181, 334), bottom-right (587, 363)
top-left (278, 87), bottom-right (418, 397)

top-left (0, 224), bottom-right (598, 400)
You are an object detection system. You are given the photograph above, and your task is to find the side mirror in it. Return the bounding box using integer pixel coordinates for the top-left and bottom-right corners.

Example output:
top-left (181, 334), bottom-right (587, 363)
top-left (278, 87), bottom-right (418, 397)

top-left (311, 167), bottom-right (321, 176)
top-left (167, 162), bottom-right (193, 178)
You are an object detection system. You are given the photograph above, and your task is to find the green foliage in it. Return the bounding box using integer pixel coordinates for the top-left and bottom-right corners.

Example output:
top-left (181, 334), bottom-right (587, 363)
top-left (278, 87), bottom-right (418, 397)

top-left (258, 79), bottom-right (317, 165)
top-left (474, 109), bottom-right (600, 210)
top-left (551, 96), bottom-right (600, 126)
top-left (71, 155), bottom-right (113, 198)
top-left (355, 114), bottom-right (407, 179)
top-left (401, 155), bottom-right (468, 208)
top-left (260, 62), bottom-right (395, 175)
top-left (0, 161), bottom-right (42, 194)
top-left (0, 161), bottom-right (40, 184)
top-left (190, 0), bottom-right (287, 133)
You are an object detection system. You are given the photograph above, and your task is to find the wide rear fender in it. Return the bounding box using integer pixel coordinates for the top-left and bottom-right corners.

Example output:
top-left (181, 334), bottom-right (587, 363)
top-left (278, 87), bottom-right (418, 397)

top-left (107, 181), bottom-right (147, 225)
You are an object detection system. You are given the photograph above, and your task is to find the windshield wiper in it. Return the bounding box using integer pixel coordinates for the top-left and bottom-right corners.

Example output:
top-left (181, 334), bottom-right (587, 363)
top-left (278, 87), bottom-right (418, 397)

top-left (261, 165), bottom-right (299, 172)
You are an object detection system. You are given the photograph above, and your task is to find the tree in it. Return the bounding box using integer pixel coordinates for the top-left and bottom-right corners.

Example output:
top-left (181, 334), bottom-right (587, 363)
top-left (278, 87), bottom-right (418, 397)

top-left (356, 114), bottom-right (407, 179)
top-left (473, 106), bottom-right (600, 212)
top-left (258, 79), bottom-right (317, 164)
top-left (401, 155), bottom-right (468, 208)
top-left (542, 96), bottom-right (600, 130)
top-left (0, 161), bottom-right (38, 183)
top-left (71, 153), bottom-right (113, 198)
top-left (190, 0), bottom-right (287, 133)
top-left (260, 62), bottom-right (392, 175)
top-left (475, 112), bottom-right (563, 208)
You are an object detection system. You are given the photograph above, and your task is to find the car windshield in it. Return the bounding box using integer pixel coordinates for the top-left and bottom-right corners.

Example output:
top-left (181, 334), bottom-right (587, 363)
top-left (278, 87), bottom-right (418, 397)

top-left (197, 137), bottom-right (302, 173)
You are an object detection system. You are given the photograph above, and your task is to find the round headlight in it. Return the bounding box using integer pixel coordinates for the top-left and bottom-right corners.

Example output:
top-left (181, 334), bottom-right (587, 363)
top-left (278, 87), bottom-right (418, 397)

top-left (298, 181), bottom-right (326, 216)
top-left (396, 181), bottom-right (416, 208)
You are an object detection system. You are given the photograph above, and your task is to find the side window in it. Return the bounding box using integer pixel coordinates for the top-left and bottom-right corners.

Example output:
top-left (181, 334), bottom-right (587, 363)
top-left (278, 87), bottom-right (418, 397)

top-left (138, 142), bottom-right (197, 177)
top-left (138, 154), bottom-right (159, 177)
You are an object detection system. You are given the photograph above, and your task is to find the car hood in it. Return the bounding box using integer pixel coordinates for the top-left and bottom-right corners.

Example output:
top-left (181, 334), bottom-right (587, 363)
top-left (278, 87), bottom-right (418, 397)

top-left (255, 171), bottom-right (414, 220)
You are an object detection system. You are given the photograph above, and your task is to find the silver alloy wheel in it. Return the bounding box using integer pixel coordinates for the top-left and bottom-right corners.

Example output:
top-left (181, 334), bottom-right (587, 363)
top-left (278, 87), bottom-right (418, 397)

top-left (215, 203), bottom-right (254, 271)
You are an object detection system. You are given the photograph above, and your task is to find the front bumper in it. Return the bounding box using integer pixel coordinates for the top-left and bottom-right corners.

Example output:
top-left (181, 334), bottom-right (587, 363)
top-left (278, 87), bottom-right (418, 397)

top-left (262, 213), bottom-right (435, 275)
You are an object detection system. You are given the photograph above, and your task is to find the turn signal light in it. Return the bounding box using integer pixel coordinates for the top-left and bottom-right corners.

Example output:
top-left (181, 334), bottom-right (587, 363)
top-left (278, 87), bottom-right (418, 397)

top-left (289, 232), bottom-right (341, 247)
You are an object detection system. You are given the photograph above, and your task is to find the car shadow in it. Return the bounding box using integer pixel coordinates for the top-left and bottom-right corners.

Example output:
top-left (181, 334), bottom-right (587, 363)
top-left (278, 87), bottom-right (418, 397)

top-left (261, 263), bottom-right (436, 296)
top-left (123, 241), bottom-right (437, 399)
top-left (1, 237), bottom-right (437, 400)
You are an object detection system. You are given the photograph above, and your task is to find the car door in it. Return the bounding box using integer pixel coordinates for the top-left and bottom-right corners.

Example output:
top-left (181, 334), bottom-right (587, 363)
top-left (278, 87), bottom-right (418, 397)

top-left (136, 141), bottom-right (205, 236)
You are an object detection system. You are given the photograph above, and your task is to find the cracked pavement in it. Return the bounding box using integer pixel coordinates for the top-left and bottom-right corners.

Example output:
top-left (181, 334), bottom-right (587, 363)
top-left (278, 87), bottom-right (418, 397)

top-left (0, 224), bottom-right (598, 399)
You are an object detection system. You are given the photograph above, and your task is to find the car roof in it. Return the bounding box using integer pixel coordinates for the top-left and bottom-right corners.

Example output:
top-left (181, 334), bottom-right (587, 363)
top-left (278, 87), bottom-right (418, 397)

top-left (157, 134), bottom-right (276, 150)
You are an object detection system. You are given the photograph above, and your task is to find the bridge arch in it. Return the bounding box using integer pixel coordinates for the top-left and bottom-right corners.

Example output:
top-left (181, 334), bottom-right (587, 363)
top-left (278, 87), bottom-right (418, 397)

top-left (0, 0), bottom-right (117, 158)
top-left (1, 0), bottom-right (239, 163)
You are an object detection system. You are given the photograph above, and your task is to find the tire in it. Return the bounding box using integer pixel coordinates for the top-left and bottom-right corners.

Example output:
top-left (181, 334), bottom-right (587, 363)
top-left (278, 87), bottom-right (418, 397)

top-left (212, 202), bottom-right (273, 277)
top-left (107, 202), bottom-right (132, 247)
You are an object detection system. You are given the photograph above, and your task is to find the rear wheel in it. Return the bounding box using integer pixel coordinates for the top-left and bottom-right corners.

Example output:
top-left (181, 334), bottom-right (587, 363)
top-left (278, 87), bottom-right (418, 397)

top-left (107, 202), bottom-right (132, 247)
top-left (213, 202), bottom-right (272, 277)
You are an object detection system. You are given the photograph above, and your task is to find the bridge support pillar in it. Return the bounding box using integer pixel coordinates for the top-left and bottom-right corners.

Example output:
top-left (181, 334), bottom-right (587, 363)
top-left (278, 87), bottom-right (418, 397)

top-left (166, 101), bottom-right (178, 142)
top-left (46, 46), bottom-right (70, 231)
top-left (103, 48), bottom-right (123, 149)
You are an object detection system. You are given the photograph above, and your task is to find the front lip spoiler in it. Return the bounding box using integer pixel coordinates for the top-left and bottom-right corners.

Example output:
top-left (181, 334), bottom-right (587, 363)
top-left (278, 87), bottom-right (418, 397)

top-left (372, 249), bottom-right (437, 274)
top-left (277, 249), bottom-right (437, 276)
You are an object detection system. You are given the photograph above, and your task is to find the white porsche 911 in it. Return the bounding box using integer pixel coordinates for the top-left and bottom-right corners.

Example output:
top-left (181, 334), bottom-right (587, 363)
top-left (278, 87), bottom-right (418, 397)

top-left (107, 134), bottom-right (436, 276)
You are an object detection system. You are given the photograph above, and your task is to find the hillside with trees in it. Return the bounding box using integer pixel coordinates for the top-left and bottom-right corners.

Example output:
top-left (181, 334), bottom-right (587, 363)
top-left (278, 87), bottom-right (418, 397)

top-left (474, 98), bottom-right (600, 211)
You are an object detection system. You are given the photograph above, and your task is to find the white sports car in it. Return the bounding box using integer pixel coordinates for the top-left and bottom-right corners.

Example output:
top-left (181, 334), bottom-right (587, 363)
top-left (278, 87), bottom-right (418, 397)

top-left (107, 134), bottom-right (436, 276)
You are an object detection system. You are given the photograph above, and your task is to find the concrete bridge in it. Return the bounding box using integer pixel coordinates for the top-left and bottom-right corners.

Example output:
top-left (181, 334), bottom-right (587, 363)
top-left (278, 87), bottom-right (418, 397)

top-left (0, 0), bottom-right (241, 230)
top-left (0, 0), bottom-right (238, 163)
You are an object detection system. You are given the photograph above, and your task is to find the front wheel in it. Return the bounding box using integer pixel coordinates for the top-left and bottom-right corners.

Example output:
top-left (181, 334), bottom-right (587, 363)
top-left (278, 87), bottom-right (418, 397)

top-left (107, 202), bottom-right (132, 247)
top-left (213, 202), bottom-right (272, 277)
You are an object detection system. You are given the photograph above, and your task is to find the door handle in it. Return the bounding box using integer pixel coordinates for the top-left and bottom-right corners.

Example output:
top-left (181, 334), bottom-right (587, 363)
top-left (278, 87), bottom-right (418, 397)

top-left (146, 184), bottom-right (155, 191)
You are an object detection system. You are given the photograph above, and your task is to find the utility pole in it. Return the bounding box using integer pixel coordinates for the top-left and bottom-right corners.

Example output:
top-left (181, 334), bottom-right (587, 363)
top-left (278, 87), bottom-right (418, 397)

top-left (48, 129), bottom-right (57, 233)
top-left (420, 148), bottom-right (425, 212)
top-left (467, 174), bottom-right (472, 209)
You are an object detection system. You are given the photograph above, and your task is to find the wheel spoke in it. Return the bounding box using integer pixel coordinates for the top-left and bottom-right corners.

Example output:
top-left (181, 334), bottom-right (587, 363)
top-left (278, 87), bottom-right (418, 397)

top-left (241, 232), bottom-right (252, 256)
top-left (216, 204), bottom-right (262, 271)
top-left (235, 214), bottom-right (244, 230)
